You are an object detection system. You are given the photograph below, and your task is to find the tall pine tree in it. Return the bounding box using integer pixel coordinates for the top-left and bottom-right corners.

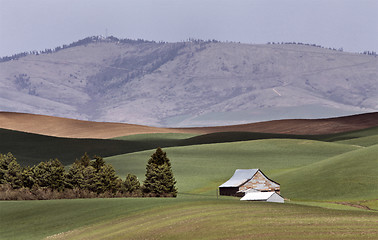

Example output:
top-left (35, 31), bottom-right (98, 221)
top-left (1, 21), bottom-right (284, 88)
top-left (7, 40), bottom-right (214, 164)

top-left (143, 147), bottom-right (177, 197)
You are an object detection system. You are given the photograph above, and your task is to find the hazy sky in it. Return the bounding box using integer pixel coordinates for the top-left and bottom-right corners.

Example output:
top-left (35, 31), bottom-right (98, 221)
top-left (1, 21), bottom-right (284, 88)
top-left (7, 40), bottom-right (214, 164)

top-left (1, 0), bottom-right (377, 57)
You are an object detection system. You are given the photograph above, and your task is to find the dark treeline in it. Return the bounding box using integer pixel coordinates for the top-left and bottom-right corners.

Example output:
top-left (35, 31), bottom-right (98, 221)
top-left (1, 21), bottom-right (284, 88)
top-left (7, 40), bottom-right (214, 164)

top-left (0, 148), bottom-right (177, 200)
top-left (0, 36), bottom-right (156, 63)
top-left (268, 41), bottom-right (345, 52)
top-left (2, 36), bottom-right (376, 63)
top-left (361, 50), bottom-right (377, 56)
top-left (268, 41), bottom-right (377, 56)
top-left (0, 36), bottom-right (220, 63)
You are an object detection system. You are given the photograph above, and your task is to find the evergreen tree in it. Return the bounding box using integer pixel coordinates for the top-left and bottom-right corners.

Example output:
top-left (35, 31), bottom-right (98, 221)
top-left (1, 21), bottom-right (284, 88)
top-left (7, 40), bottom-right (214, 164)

top-left (66, 161), bottom-right (96, 191)
top-left (123, 174), bottom-right (140, 193)
top-left (91, 155), bottom-right (105, 172)
top-left (21, 166), bottom-right (35, 189)
top-left (66, 154), bottom-right (119, 194)
top-left (95, 164), bottom-right (118, 194)
top-left (76, 152), bottom-right (91, 167)
top-left (143, 148), bottom-right (177, 197)
top-left (1, 156), bottom-right (23, 189)
top-left (32, 159), bottom-right (66, 191)
top-left (0, 153), bottom-right (17, 183)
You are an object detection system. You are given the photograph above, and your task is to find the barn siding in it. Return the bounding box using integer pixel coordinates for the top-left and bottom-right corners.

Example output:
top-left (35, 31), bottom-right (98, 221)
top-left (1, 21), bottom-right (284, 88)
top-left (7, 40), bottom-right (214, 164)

top-left (239, 171), bottom-right (280, 194)
top-left (219, 187), bottom-right (239, 196)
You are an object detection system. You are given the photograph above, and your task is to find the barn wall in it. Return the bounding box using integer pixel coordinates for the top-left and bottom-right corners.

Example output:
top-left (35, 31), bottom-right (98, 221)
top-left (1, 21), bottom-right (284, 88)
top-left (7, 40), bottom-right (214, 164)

top-left (239, 171), bottom-right (280, 193)
top-left (219, 187), bottom-right (239, 196)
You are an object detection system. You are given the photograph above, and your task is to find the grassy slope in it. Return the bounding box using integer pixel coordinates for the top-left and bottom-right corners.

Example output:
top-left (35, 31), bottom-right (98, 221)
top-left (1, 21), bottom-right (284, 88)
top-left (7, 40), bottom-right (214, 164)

top-left (0, 197), bottom-right (180, 240)
top-left (1, 127), bottom-right (378, 239)
top-left (337, 135), bottom-right (378, 147)
top-left (276, 144), bottom-right (378, 201)
top-left (1, 197), bottom-right (377, 240)
top-left (0, 134), bottom-right (377, 239)
top-left (2, 125), bottom-right (378, 166)
top-left (48, 200), bottom-right (378, 240)
top-left (106, 139), bottom-right (360, 195)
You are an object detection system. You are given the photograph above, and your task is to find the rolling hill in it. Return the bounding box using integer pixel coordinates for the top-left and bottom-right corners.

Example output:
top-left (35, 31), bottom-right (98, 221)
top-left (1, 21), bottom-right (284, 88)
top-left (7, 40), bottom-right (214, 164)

top-left (1, 111), bottom-right (378, 165)
top-left (1, 111), bottom-right (378, 139)
top-left (106, 139), bottom-right (361, 195)
top-left (0, 112), bottom-right (377, 239)
top-left (1, 36), bottom-right (377, 127)
top-left (275, 144), bottom-right (378, 201)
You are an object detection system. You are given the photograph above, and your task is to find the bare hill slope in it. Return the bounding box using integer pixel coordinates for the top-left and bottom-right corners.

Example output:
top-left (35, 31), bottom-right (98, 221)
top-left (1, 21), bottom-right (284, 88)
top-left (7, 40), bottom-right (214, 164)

top-left (1, 37), bottom-right (377, 127)
top-left (1, 111), bottom-right (377, 139)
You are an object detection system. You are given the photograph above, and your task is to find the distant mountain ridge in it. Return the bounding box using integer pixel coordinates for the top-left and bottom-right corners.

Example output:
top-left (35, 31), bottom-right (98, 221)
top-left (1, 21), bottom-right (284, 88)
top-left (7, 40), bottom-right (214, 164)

top-left (0, 36), bottom-right (377, 127)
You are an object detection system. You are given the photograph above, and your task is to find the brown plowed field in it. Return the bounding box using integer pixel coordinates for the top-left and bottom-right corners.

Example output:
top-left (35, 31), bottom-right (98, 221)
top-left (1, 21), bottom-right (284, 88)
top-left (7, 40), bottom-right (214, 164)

top-left (1, 111), bottom-right (378, 139)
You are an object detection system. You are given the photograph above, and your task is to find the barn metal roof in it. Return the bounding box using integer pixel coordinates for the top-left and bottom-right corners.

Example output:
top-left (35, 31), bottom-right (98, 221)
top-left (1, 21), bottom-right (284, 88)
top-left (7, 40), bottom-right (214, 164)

top-left (219, 169), bottom-right (259, 187)
top-left (240, 191), bottom-right (284, 203)
top-left (240, 191), bottom-right (275, 201)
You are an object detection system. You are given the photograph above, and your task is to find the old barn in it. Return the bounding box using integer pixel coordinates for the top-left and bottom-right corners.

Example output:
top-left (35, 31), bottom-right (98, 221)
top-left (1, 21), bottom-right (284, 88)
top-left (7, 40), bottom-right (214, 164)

top-left (219, 169), bottom-right (281, 197)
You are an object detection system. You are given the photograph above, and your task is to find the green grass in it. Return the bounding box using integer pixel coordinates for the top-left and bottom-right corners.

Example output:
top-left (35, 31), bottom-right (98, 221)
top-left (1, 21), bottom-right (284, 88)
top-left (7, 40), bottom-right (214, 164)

top-left (107, 139), bottom-right (360, 195)
top-left (0, 197), bottom-right (182, 240)
top-left (337, 135), bottom-right (378, 147)
top-left (1, 197), bottom-right (377, 240)
top-left (290, 201), bottom-right (367, 211)
top-left (275, 144), bottom-right (378, 201)
top-left (1, 127), bottom-right (378, 239)
top-left (44, 199), bottom-right (378, 240)
top-left (361, 200), bottom-right (378, 211)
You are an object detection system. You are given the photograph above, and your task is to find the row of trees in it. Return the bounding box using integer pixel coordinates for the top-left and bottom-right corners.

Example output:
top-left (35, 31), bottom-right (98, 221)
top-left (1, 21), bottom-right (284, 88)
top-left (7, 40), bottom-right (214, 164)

top-left (267, 41), bottom-right (345, 52)
top-left (0, 36), bottom-right (156, 63)
top-left (0, 148), bottom-right (177, 200)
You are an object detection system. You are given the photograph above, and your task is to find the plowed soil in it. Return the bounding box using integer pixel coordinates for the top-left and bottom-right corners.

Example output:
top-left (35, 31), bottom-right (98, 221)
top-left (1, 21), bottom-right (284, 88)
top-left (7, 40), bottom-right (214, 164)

top-left (1, 111), bottom-right (377, 139)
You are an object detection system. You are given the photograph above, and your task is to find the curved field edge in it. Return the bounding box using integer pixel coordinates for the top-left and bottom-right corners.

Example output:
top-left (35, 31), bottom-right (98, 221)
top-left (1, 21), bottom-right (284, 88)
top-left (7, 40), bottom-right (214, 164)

top-left (2, 124), bottom-right (378, 166)
top-left (337, 134), bottom-right (378, 147)
top-left (45, 200), bottom-right (378, 240)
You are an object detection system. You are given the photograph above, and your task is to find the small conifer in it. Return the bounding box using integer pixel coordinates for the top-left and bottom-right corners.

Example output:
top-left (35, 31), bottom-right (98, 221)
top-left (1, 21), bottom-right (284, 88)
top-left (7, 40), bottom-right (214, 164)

top-left (143, 147), bottom-right (177, 197)
top-left (123, 174), bottom-right (140, 193)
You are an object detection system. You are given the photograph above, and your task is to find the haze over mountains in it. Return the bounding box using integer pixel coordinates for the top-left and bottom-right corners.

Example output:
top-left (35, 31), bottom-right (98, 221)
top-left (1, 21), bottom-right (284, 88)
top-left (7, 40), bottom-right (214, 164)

top-left (1, 36), bottom-right (377, 127)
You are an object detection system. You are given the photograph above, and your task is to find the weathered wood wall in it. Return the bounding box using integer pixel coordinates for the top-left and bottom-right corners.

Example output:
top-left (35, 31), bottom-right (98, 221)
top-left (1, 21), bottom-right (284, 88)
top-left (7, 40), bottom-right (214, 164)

top-left (239, 171), bottom-right (280, 194)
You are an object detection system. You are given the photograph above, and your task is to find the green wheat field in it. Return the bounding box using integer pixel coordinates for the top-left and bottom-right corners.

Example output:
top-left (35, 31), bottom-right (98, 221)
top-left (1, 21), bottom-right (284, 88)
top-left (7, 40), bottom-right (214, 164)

top-left (1, 127), bottom-right (377, 239)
